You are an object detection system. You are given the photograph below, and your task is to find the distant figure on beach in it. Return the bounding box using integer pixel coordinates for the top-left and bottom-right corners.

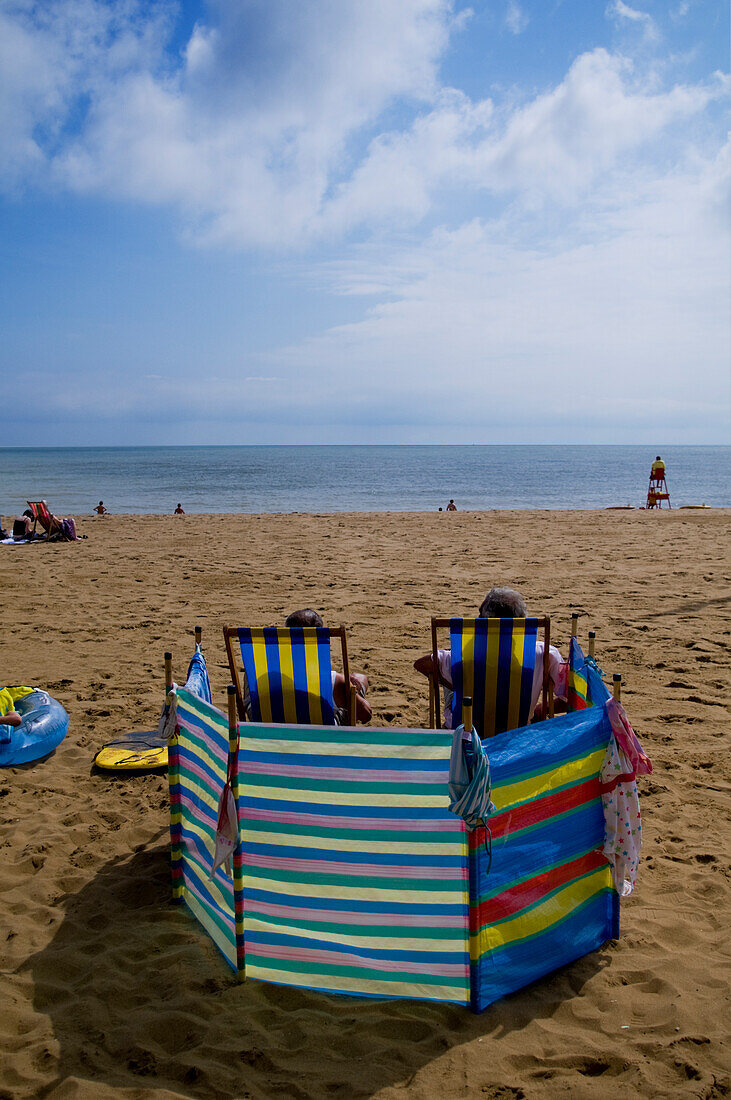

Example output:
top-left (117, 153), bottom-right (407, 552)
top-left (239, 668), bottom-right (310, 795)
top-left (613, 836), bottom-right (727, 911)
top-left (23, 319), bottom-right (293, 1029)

top-left (414, 586), bottom-right (567, 728)
top-left (174, 504), bottom-right (185, 514)
top-left (647, 456), bottom-right (670, 509)
top-left (93, 501), bottom-right (107, 515)
top-left (446, 499), bottom-right (457, 511)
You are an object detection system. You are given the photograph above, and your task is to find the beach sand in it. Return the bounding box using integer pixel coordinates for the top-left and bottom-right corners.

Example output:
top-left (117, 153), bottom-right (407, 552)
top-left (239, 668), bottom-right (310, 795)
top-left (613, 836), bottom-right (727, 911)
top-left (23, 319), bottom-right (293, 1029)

top-left (1, 509), bottom-right (729, 1099)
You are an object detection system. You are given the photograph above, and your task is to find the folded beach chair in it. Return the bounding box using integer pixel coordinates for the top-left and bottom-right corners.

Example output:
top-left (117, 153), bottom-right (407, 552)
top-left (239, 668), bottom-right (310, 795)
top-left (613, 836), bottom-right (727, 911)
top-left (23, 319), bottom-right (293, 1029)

top-left (27, 500), bottom-right (62, 538)
top-left (428, 616), bottom-right (552, 737)
top-left (223, 625), bottom-right (358, 725)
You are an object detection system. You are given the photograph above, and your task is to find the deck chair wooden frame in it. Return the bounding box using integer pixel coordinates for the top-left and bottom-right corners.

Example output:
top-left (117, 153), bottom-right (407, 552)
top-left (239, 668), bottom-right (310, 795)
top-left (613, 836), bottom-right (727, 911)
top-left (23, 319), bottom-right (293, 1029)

top-left (223, 624), bottom-right (357, 726)
top-left (429, 616), bottom-right (554, 736)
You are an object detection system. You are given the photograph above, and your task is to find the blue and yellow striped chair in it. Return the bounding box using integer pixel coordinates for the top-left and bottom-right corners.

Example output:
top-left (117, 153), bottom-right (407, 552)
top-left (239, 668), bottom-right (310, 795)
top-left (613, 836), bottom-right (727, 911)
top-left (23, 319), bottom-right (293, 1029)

top-left (429, 616), bottom-right (552, 737)
top-left (223, 625), bottom-right (357, 726)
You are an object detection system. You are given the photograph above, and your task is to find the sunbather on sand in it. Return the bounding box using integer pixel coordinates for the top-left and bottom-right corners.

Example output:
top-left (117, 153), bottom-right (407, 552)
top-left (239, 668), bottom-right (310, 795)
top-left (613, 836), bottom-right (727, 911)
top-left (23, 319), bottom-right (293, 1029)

top-left (12, 514), bottom-right (35, 541)
top-left (414, 586), bottom-right (567, 728)
top-left (0, 688), bottom-right (23, 727)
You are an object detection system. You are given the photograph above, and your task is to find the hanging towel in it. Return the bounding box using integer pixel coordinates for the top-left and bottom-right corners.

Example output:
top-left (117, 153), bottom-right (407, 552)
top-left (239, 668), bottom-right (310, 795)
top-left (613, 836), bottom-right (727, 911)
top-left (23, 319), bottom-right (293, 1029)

top-left (448, 724), bottom-right (495, 830)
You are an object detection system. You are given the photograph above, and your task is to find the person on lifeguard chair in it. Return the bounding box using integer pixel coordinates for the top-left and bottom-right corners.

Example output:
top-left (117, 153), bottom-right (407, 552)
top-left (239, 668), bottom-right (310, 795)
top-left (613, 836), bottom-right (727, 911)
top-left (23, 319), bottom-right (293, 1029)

top-left (647, 455), bottom-right (670, 508)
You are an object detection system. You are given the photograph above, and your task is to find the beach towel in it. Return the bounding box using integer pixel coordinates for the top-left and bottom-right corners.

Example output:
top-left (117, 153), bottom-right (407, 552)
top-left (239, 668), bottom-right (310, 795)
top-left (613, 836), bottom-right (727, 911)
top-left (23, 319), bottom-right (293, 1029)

top-left (448, 724), bottom-right (495, 830)
top-left (588, 668), bottom-right (652, 896)
top-left (0, 686), bottom-right (35, 717)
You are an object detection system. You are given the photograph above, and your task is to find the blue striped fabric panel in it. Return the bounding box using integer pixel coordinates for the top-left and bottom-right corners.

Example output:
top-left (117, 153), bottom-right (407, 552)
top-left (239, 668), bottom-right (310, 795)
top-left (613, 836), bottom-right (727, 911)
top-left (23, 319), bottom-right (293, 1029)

top-left (236, 724), bottom-right (471, 1004)
top-left (174, 688), bottom-right (238, 969)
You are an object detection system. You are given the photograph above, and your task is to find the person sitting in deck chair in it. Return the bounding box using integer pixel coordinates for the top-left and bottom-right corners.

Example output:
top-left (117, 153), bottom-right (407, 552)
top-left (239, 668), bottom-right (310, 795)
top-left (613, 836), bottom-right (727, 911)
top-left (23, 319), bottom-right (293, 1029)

top-left (414, 586), bottom-right (568, 729)
top-left (239, 609), bottom-right (372, 724)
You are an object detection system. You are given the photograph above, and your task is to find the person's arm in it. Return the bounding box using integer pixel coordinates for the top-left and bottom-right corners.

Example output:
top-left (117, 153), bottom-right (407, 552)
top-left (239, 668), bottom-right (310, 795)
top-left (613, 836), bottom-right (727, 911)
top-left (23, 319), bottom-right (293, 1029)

top-left (533, 647), bottom-right (569, 720)
top-left (0, 711), bottom-right (21, 727)
top-left (414, 652), bottom-right (452, 688)
top-left (332, 673), bottom-right (372, 723)
top-left (414, 654), bottom-right (435, 678)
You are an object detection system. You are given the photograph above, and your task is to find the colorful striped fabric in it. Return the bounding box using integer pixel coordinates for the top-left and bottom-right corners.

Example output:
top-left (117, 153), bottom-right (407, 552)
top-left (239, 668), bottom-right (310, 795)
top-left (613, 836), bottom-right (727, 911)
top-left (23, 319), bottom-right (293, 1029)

top-left (236, 627), bottom-right (336, 725)
top-left (170, 687), bottom-right (240, 970)
top-left (168, 688), bottom-right (622, 1011)
top-left (450, 618), bottom-right (539, 736)
top-left (468, 703), bottom-right (618, 1011)
top-left (236, 725), bottom-right (471, 1004)
top-left (567, 636), bottom-right (590, 711)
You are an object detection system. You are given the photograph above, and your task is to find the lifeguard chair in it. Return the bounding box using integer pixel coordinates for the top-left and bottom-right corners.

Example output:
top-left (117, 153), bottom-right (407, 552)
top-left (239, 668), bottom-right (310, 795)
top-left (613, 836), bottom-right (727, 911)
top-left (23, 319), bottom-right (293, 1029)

top-left (646, 455), bottom-right (670, 508)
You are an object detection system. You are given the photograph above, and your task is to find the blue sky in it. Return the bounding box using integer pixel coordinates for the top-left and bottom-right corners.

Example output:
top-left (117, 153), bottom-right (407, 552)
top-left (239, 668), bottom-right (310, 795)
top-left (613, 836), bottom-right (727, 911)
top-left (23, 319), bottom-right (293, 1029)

top-left (1, 0), bottom-right (729, 445)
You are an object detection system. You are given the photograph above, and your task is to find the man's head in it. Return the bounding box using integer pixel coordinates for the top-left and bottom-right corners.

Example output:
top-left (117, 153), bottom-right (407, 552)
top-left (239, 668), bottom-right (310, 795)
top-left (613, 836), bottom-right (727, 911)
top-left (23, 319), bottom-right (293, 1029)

top-left (655, 456), bottom-right (661, 461)
top-left (285, 608), bottom-right (324, 628)
top-left (478, 587), bottom-right (527, 618)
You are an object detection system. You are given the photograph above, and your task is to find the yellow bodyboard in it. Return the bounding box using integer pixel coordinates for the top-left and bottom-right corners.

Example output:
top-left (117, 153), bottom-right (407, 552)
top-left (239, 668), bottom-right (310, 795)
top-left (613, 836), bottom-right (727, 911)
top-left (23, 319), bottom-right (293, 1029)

top-left (93, 731), bottom-right (168, 771)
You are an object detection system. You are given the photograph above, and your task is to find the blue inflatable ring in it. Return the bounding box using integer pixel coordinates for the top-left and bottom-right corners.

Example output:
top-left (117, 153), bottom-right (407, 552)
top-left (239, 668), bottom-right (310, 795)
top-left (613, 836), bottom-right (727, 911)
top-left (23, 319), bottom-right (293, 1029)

top-left (0, 690), bottom-right (69, 766)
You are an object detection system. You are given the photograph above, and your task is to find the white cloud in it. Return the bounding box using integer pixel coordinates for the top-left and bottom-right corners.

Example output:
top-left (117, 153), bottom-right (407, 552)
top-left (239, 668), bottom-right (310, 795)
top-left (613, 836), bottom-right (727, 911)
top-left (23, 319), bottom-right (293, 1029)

top-left (606, 0), bottom-right (658, 40)
top-left (505, 0), bottom-right (529, 35)
top-left (3, 0), bottom-right (459, 243)
top-left (1, 2), bottom-right (724, 247)
top-left (321, 49), bottom-right (725, 232)
top-left (262, 142), bottom-right (731, 438)
top-left (0, 0), bottom-right (728, 442)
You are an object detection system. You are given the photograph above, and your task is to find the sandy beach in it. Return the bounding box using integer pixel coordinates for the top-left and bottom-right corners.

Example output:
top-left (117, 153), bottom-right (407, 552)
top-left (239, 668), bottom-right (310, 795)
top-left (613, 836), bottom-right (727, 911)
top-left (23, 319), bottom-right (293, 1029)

top-left (1, 508), bottom-right (729, 1099)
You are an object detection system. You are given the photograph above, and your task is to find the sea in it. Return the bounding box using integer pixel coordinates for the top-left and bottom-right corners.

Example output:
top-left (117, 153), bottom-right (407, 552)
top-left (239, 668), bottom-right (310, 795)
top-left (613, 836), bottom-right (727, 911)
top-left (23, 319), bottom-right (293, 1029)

top-left (0, 445), bottom-right (728, 515)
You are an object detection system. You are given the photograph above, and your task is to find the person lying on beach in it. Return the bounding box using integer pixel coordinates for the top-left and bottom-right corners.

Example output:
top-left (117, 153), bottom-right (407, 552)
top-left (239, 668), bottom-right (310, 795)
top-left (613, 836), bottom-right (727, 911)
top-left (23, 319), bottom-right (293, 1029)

top-left (241, 608), bottom-right (372, 724)
top-left (413, 586), bottom-right (567, 729)
top-left (0, 687), bottom-right (23, 727)
top-left (93, 501), bottom-right (107, 515)
top-left (174, 503), bottom-right (185, 514)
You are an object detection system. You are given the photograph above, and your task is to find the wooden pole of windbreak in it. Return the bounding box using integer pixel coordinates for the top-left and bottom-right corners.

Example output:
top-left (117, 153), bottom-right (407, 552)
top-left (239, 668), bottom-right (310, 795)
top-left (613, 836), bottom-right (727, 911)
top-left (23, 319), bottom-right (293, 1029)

top-left (588, 631), bottom-right (596, 659)
top-left (431, 618), bottom-right (441, 730)
top-left (571, 613), bottom-right (579, 637)
top-left (195, 624), bottom-right (202, 647)
top-left (544, 618), bottom-right (554, 720)
top-left (613, 673), bottom-right (622, 702)
top-left (166, 651), bottom-right (183, 902)
top-left (227, 684), bottom-right (246, 981)
top-left (462, 695), bottom-right (473, 734)
top-left (339, 625), bottom-right (357, 726)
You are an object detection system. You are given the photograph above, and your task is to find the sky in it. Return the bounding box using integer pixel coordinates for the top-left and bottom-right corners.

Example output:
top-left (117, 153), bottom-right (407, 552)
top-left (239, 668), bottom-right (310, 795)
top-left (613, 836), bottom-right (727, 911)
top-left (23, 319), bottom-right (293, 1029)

top-left (1, 0), bottom-right (729, 445)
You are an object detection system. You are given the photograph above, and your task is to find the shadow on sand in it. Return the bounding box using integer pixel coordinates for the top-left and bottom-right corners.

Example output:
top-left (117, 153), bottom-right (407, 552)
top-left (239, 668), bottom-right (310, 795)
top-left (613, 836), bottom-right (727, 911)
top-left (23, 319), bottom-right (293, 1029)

top-left (27, 843), bottom-right (612, 1099)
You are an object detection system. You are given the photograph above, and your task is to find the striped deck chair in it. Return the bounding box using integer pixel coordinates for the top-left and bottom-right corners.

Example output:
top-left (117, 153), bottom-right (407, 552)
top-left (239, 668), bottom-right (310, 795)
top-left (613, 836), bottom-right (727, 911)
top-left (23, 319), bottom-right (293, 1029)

top-left (223, 625), bottom-right (357, 726)
top-left (27, 500), bottom-right (62, 538)
top-left (429, 617), bottom-right (552, 737)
